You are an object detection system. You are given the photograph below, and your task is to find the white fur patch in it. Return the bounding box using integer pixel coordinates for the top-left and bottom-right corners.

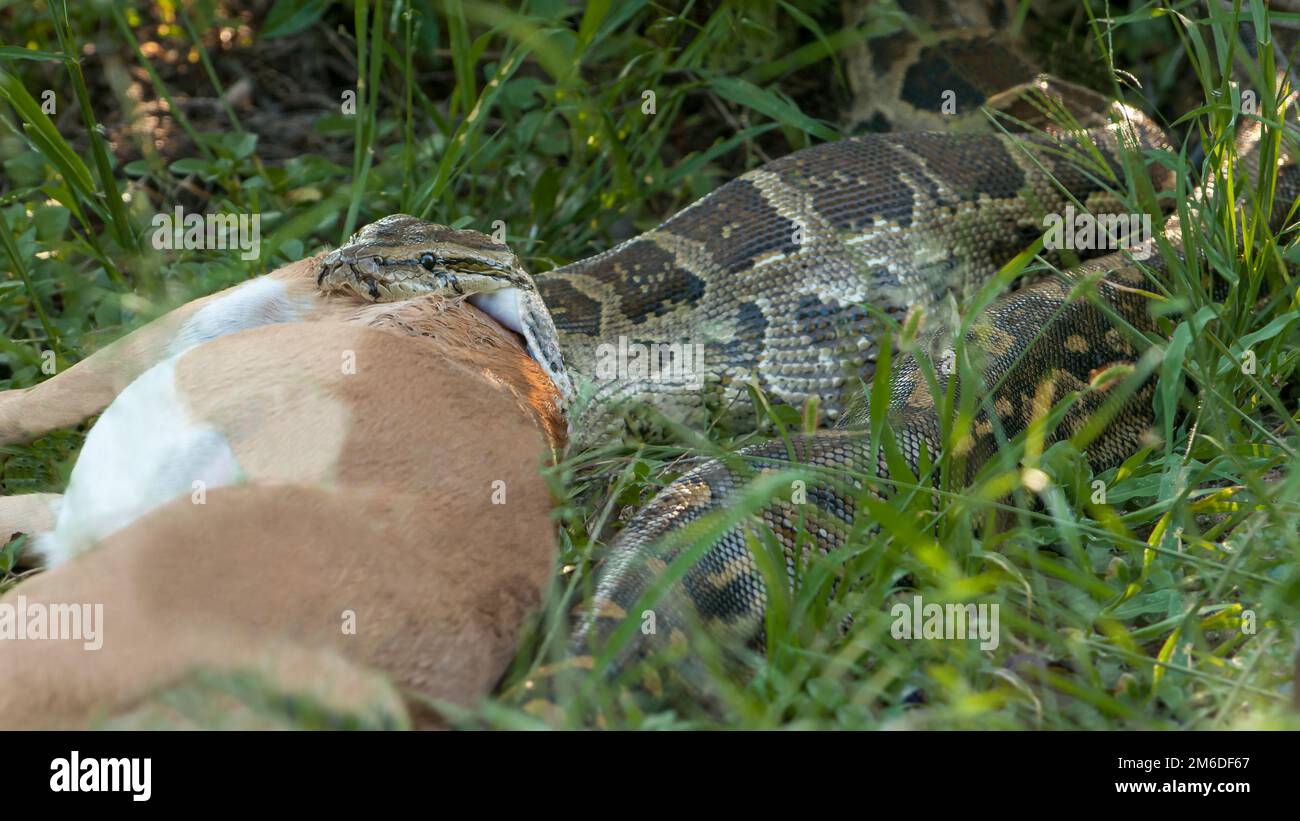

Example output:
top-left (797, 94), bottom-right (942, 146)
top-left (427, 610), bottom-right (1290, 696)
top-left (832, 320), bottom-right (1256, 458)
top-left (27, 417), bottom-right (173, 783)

top-left (34, 357), bottom-right (241, 568)
top-left (167, 276), bottom-right (314, 357)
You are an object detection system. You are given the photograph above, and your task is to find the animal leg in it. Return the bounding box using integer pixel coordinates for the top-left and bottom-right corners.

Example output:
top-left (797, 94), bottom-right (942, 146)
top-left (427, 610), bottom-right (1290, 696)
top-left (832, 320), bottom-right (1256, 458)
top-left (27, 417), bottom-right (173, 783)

top-left (0, 492), bottom-right (62, 546)
top-left (0, 257), bottom-right (325, 445)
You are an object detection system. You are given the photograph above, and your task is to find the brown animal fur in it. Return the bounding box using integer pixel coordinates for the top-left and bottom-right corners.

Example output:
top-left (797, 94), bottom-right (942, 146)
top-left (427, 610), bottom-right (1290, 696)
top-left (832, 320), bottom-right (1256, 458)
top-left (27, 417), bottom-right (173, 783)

top-left (0, 295), bottom-right (562, 729)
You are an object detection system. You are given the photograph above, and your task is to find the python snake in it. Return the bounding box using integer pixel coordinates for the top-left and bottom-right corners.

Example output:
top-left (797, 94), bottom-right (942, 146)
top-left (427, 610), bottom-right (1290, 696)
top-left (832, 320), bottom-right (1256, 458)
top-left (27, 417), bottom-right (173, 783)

top-left (315, 16), bottom-right (1300, 694)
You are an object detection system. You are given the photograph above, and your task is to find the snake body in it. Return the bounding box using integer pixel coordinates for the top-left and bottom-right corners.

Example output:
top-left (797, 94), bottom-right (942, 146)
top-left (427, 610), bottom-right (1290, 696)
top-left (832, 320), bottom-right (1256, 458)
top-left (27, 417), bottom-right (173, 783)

top-left (538, 115), bottom-right (1167, 438)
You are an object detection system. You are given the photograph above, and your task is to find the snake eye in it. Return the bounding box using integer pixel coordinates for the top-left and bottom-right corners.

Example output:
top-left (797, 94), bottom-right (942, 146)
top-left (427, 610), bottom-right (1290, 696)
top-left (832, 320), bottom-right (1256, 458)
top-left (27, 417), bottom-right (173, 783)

top-left (420, 253), bottom-right (439, 271)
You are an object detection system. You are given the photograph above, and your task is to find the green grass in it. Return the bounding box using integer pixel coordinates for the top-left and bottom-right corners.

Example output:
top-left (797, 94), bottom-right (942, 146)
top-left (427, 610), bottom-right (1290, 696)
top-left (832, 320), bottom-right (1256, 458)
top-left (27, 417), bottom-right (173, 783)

top-left (1, 0), bottom-right (1298, 729)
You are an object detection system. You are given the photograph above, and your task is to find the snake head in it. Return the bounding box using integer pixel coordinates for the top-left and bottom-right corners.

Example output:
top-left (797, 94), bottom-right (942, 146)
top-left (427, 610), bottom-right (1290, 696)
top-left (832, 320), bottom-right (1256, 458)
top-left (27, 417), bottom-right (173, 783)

top-left (318, 214), bottom-right (575, 406)
top-left (318, 214), bottom-right (533, 301)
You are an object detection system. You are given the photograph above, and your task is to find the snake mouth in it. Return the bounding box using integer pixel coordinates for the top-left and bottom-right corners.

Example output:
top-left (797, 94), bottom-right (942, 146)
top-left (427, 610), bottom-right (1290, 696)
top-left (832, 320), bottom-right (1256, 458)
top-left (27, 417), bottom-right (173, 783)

top-left (317, 253), bottom-right (521, 304)
top-left (319, 264), bottom-right (455, 303)
top-left (317, 241), bottom-right (528, 299)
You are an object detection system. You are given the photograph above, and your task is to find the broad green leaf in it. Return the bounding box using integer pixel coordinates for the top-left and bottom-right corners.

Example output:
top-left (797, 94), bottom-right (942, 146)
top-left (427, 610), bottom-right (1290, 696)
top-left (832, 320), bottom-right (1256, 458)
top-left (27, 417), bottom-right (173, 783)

top-left (262, 0), bottom-right (335, 38)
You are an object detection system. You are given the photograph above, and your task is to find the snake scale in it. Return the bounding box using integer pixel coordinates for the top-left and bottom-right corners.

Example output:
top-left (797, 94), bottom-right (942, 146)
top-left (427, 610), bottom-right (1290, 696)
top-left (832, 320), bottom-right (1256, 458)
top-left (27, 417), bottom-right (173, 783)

top-left (315, 7), bottom-right (1300, 697)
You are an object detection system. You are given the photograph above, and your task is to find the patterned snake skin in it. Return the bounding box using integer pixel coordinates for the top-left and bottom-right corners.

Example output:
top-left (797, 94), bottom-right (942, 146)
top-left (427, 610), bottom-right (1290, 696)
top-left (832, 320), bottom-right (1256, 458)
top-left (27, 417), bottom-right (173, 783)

top-left (542, 108), bottom-right (1170, 438)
